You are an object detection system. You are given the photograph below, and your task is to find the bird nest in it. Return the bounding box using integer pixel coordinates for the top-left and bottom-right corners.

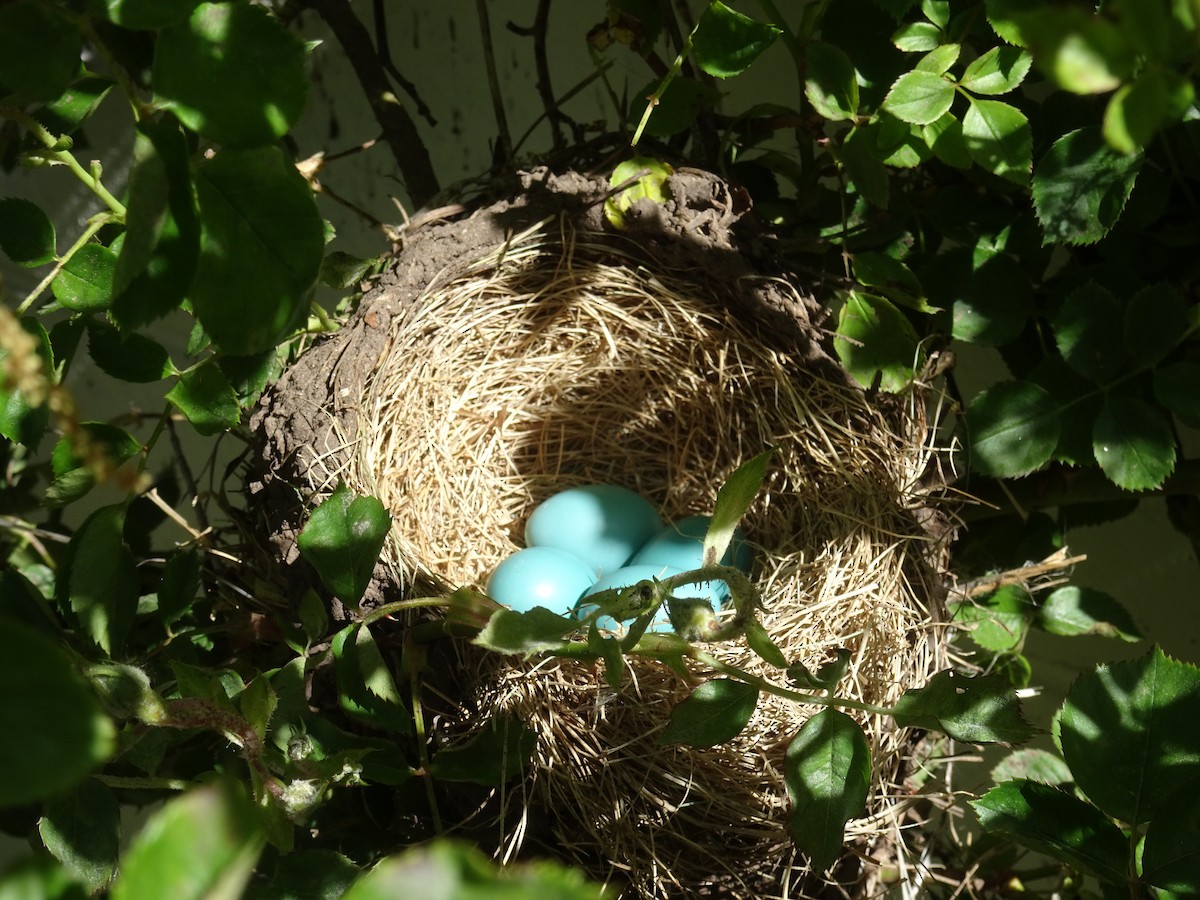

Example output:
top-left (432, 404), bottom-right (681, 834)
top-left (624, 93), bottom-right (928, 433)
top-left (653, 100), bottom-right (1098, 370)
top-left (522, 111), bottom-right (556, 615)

top-left (251, 167), bottom-right (952, 898)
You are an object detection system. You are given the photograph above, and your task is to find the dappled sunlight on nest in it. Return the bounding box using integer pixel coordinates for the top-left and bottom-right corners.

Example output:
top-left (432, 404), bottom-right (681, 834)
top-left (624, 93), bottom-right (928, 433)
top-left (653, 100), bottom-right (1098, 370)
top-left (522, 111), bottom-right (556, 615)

top-left (340, 219), bottom-right (948, 896)
top-left (252, 169), bottom-right (953, 898)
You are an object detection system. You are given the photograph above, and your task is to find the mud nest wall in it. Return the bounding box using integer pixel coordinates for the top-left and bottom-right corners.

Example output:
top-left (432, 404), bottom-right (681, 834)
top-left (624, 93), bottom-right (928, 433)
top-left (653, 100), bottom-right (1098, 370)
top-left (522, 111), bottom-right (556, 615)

top-left (251, 168), bottom-right (951, 898)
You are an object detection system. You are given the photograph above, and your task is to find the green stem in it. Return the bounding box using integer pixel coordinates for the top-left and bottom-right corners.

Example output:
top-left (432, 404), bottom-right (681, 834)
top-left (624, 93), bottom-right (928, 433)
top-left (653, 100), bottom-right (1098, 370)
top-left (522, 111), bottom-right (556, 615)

top-left (406, 643), bottom-right (443, 835)
top-left (631, 34), bottom-right (693, 146)
top-left (361, 597), bottom-right (451, 627)
top-left (94, 774), bottom-right (192, 791)
top-left (16, 212), bottom-right (114, 315)
top-left (51, 148), bottom-right (127, 218)
top-left (691, 648), bottom-right (896, 717)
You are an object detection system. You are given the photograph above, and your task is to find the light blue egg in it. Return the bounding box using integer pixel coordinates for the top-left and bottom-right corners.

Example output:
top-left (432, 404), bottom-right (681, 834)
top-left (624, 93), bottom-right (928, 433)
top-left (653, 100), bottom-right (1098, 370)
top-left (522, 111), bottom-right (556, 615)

top-left (525, 484), bottom-right (664, 576)
top-left (486, 547), bottom-right (598, 615)
top-left (629, 515), bottom-right (753, 574)
top-left (576, 563), bottom-right (726, 635)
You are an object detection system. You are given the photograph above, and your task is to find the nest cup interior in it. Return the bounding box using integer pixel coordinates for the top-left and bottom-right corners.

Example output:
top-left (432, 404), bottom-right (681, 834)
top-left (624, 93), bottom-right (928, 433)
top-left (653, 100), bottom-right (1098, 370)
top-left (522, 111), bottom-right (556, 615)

top-left (285, 196), bottom-right (949, 896)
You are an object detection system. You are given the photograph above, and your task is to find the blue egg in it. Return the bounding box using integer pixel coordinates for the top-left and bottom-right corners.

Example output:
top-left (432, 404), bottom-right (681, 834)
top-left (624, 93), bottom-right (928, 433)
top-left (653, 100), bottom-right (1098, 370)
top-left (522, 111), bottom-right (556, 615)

top-left (630, 515), bottom-right (753, 574)
top-left (525, 484), bottom-right (664, 576)
top-left (486, 547), bottom-right (598, 615)
top-left (576, 563), bottom-right (726, 634)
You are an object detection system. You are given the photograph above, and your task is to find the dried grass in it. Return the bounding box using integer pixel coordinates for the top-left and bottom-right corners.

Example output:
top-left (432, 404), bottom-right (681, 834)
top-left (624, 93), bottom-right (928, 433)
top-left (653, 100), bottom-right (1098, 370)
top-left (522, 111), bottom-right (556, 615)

top-left (333, 215), bottom-right (949, 897)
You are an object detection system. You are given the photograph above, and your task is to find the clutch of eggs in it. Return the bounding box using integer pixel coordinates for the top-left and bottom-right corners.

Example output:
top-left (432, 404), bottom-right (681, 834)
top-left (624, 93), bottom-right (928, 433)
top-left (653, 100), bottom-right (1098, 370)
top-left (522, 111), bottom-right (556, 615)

top-left (485, 484), bottom-right (750, 633)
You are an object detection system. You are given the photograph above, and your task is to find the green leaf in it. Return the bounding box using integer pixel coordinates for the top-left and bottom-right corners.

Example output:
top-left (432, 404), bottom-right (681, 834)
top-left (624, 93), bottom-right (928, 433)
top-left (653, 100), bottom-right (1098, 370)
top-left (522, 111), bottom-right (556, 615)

top-left (743, 618), bottom-right (789, 669)
top-left (111, 119), bottom-right (200, 329)
top-left (111, 781), bottom-right (264, 900)
top-left (252, 850), bottom-right (360, 900)
top-left (0, 197), bottom-right (56, 267)
top-left (787, 649), bottom-right (853, 691)
top-left (882, 70), bottom-right (955, 125)
top-left (834, 291), bottom-right (921, 392)
top-left (1093, 396), bottom-right (1175, 491)
top-left (0, 316), bottom-right (50, 450)
top-left (991, 748), bottom-right (1073, 786)
top-left (659, 679), bottom-right (759, 748)
top-left (105, 0), bottom-right (200, 29)
top-left (841, 127), bottom-right (890, 209)
top-left (852, 251), bottom-right (938, 312)
top-left (605, 156), bottom-right (673, 228)
top-left (38, 779), bottom-right (119, 894)
top-left (158, 548), bottom-right (202, 626)
top-left (0, 857), bottom-right (90, 899)
top-left (46, 422), bottom-right (142, 508)
top-left (154, 2), bottom-right (308, 147)
top-left (191, 146), bottom-right (325, 355)
top-left (960, 45), bottom-right (1032, 95)
top-left (1037, 586), bottom-right (1142, 641)
top-left (804, 41), bottom-right (858, 122)
top-left (950, 584), bottom-right (1033, 652)
top-left (785, 709), bottom-right (871, 873)
top-left (237, 676), bottom-right (276, 742)
top-left (428, 714), bottom-right (537, 787)
top-left (339, 842), bottom-right (607, 900)
top-left (1052, 282), bottom-right (1127, 383)
top-left (473, 607), bottom-right (579, 655)
top-left (951, 251), bottom-right (1032, 346)
top-left (1018, 7), bottom-right (1135, 93)
top-left (691, 2), bottom-right (781, 79)
top-left (319, 251), bottom-right (378, 290)
top-left (1104, 68), bottom-right (1196, 155)
top-left (632, 77), bottom-right (710, 138)
top-left (297, 483), bottom-right (391, 606)
top-left (920, 0), bottom-right (949, 28)
top-left (58, 505), bottom-right (138, 658)
top-left (914, 43), bottom-right (960, 76)
top-left (1126, 283), bottom-right (1187, 367)
top-left (1154, 362), bottom-right (1200, 428)
top-left (985, 0), bottom-right (1036, 46)
top-left (85, 321), bottom-right (173, 383)
top-left (891, 22), bottom-right (942, 52)
top-left (1033, 127), bottom-right (1142, 246)
top-left (166, 362), bottom-right (241, 435)
top-left (893, 669), bottom-right (1033, 744)
top-left (52, 244), bottom-right (118, 312)
top-left (703, 448), bottom-right (773, 569)
top-left (330, 623), bottom-right (411, 736)
top-left (965, 380), bottom-right (1059, 478)
top-left (0, 1), bottom-right (83, 103)
top-left (0, 619), bottom-right (115, 806)
top-left (1059, 646), bottom-right (1200, 824)
top-left (37, 75), bottom-right (115, 136)
top-left (971, 781), bottom-right (1128, 883)
top-left (1142, 788), bottom-right (1200, 894)
top-left (922, 111), bottom-right (971, 168)
top-left (962, 98), bottom-right (1031, 186)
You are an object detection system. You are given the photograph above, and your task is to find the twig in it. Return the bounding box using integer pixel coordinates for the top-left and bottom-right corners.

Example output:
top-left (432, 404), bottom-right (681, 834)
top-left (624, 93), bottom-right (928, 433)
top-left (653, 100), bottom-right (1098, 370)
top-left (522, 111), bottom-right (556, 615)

top-left (167, 414), bottom-right (210, 533)
top-left (507, 0), bottom-right (565, 150)
top-left (372, 0), bottom-right (438, 128)
top-left (474, 0), bottom-right (513, 166)
top-left (302, 0), bottom-right (439, 208)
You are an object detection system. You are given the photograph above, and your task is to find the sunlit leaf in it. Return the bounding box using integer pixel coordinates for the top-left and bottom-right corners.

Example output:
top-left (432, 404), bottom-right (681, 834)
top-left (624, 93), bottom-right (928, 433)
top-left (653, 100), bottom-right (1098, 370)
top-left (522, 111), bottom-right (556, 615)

top-left (691, 2), bottom-right (781, 79)
top-left (703, 448), bottom-right (773, 569)
top-left (297, 483), bottom-right (391, 606)
top-left (659, 679), bottom-right (758, 748)
top-left (52, 244), bottom-right (117, 311)
top-left (1017, 7), bottom-right (1134, 94)
top-left (893, 669), bottom-right (1033, 744)
top-left (1037, 586), bottom-right (1142, 641)
top-left (960, 45), bottom-right (1032, 95)
top-left (882, 70), bottom-right (955, 125)
top-left (963, 98), bottom-right (1030, 185)
top-left (951, 251), bottom-right (1032, 346)
top-left (991, 748), bottom-right (1073, 786)
top-left (1092, 396), bottom-right (1175, 491)
top-left (950, 584), bottom-right (1033, 652)
top-left (605, 156), bottom-right (673, 227)
top-left (1059, 646), bottom-right (1200, 824)
top-left (166, 362), bottom-right (241, 435)
top-left (834, 291), bottom-right (921, 392)
top-left (1103, 68), bottom-right (1195, 155)
top-left (804, 42), bottom-right (858, 122)
top-left (473, 607), bottom-right (578, 655)
top-left (785, 710), bottom-right (870, 873)
top-left (105, 0), bottom-right (199, 29)
top-left (914, 43), bottom-right (959, 75)
top-left (891, 22), bottom-right (941, 52)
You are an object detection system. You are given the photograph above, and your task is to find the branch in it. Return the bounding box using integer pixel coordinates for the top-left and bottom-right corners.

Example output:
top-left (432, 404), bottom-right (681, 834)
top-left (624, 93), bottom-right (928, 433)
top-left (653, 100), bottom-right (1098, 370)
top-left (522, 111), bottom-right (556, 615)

top-left (475, 0), bottom-right (513, 166)
top-left (303, 0), bottom-right (439, 208)
top-left (506, 0), bottom-right (568, 150)
top-left (372, 0), bottom-right (438, 128)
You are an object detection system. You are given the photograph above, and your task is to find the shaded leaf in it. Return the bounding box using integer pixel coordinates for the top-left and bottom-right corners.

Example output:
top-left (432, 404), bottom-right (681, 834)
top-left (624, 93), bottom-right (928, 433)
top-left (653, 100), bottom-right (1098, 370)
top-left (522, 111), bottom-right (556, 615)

top-left (428, 715), bottom-right (536, 788)
top-left (1153, 362), bottom-right (1200, 429)
top-left (1092, 396), bottom-right (1175, 491)
top-left (330, 623), bottom-right (411, 736)
top-left (963, 98), bottom-right (1031, 185)
top-left (158, 548), bottom-right (202, 626)
top-left (0, 619), bottom-right (115, 806)
top-left (1125, 283), bottom-right (1187, 367)
top-left (38, 75), bottom-right (115, 137)
top-left (893, 669), bottom-right (1033, 743)
top-left (1059, 645), bottom-right (1200, 824)
top-left (1037, 586), bottom-right (1142, 641)
top-left (58, 505), bottom-right (138, 658)
top-left (882, 70), bottom-right (955, 125)
top-left (1103, 68), bottom-right (1195, 155)
top-left (104, 0), bottom-right (200, 29)
top-left (191, 147), bottom-right (324, 355)
top-left (841, 127), bottom-right (890, 209)
top-left (744, 618), bottom-right (789, 669)
top-left (971, 780), bottom-right (1128, 883)
top-left (0, 1), bottom-right (83, 103)
top-left (111, 781), bottom-right (264, 900)
top-left (86, 321), bottom-right (173, 383)
top-left (52, 244), bottom-right (117, 311)
top-left (319, 251), bottom-right (378, 290)
top-left (950, 584), bottom-right (1033, 652)
top-left (297, 483), bottom-right (391, 606)
top-left (965, 380), bottom-right (1059, 478)
top-left (834, 291), bottom-right (921, 392)
top-left (250, 850), bottom-right (360, 900)
top-left (951, 250), bottom-right (1032, 346)
top-left (991, 748), bottom-right (1073, 786)
top-left (804, 42), bottom-right (858, 122)
top-left (659, 679), bottom-right (758, 748)
top-left (1033, 127), bottom-right (1142, 246)
top-left (960, 45), bottom-right (1032, 95)
top-left (46, 422), bottom-right (142, 508)
top-left (703, 448), bottom-right (773, 569)
top-left (0, 197), bottom-right (56, 267)
top-left (691, 2), bottom-right (781, 79)
top-left (154, 2), bottom-right (308, 147)
top-left (923, 112), bottom-right (971, 169)
top-left (38, 779), bottom-right (120, 894)
top-left (1052, 281), bottom-right (1127, 383)
top-left (633, 77), bottom-right (710, 138)
top-left (785, 709), bottom-right (871, 873)
top-left (1142, 787), bottom-right (1200, 894)
top-left (166, 362), bottom-right (241, 435)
